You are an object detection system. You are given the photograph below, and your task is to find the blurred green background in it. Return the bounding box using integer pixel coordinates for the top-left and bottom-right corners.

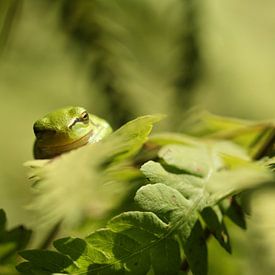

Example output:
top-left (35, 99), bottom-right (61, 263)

top-left (0, 0), bottom-right (274, 274)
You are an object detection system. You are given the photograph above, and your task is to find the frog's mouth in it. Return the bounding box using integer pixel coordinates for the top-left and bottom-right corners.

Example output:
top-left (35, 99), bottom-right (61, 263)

top-left (34, 128), bottom-right (94, 159)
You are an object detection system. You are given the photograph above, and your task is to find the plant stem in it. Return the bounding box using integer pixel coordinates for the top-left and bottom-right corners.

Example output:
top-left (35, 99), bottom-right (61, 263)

top-left (38, 220), bottom-right (62, 249)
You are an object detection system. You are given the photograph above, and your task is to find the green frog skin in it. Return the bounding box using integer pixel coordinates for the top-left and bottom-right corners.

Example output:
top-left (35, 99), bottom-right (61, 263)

top-left (33, 106), bottom-right (112, 159)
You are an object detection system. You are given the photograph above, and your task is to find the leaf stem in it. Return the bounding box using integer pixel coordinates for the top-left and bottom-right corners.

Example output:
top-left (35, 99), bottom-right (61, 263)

top-left (38, 220), bottom-right (62, 249)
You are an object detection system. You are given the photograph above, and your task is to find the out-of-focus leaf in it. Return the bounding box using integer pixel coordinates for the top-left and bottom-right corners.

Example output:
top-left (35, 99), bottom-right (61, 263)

top-left (159, 144), bottom-right (212, 177)
top-left (0, 209), bottom-right (31, 274)
top-left (206, 166), bottom-right (273, 204)
top-left (0, 0), bottom-right (22, 52)
top-left (148, 132), bottom-right (200, 146)
top-left (18, 137), bottom-right (275, 275)
top-left (183, 220), bottom-right (207, 275)
top-left (19, 250), bottom-right (72, 273)
top-left (25, 115), bottom-right (162, 227)
top-left (16, 261), bottom-right (51, 275)
top-left (181, 111), bottom-right (275, 159)
top-left (246, 188), bottom-right (275, 275)
top-left (220, 197), bottom-right (246, 229)
top-left (201, 206), bottom-right (231, 253)
top-left (60, 0), bottom-right (195, 128)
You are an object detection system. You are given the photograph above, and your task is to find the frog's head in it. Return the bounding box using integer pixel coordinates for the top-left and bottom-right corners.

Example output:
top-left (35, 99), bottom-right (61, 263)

top-left (33, 106), bottom-right (112, 159)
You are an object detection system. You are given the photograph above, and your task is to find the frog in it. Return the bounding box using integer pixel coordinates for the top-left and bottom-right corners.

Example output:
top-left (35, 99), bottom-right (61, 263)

top-left (33, 106), bottom-right (112, 159)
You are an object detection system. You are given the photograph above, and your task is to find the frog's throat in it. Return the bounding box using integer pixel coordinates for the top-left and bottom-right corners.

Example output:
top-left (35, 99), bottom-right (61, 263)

top-left (37, 128), bottom-right (94, 159)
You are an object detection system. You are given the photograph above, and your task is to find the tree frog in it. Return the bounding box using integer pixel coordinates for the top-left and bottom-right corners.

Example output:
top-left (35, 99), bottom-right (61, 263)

top-left (33, 106), bottom-right (112, 159)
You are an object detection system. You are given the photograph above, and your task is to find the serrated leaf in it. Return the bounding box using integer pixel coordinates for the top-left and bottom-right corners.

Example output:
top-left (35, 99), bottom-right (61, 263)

top-left (19, 250), bottom-right (72, 273)
top-left (139, 142), bottom-right (273, 266)
top-left (201, 206), bottom-right (231, 253)
top-left (156, 144), bottom-right (273, 206)
top-left (135, 183), bottom-right (192, 224)
top-left (220, 197), bottom-right (246, 229)
top-left (18, 131), bottom-right (275, 275)
top-left (26, 115), bottom-right (162, 227)
top-left (206, 166), bottom-right (273, 204)
top-left (181, 111), bottom-right (275, 159)
top-left (134, 182), bottom-right (200, 264)
top-left (150, 238), bottom-right (181, 275)
top-left (86, 229), bottom-right (151, 275)
top-left (182, 220), bottom-right (207, 275)
top-left (19, 208), bottom-right (181, 274)
top-left (159, 144), bottom-right (212, 177)
top-left (141, 160), bottom-right (204, 199)
top-left (108, 211), bottom-right (169, 241)
top-left (138, 160), bottom-right (208, 275)
top-left (54, 236), bottom-right (108, 274)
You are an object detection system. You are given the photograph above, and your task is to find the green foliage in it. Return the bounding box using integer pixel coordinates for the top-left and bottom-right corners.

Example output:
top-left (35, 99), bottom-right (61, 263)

top-left (181, 111), bottom-right (275, 159)
top-left (25, 115), bottom-right (163, 227)
top-left (246, 188), bottom-right (275, 275)
top-left (1, 0), bottom-right (275, 274)
top-left (0, 209), bottom-right (31, 274)
top-left (17, 114), bottom-right (275, 274)
top-left (59, 0), bottom-right (198, 128)
top-left (0, 0), bottom-right (22, 52)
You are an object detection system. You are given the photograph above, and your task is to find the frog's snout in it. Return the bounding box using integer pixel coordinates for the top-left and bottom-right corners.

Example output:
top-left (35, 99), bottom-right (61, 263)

top-left (33, 123), bottom-right (57, 139)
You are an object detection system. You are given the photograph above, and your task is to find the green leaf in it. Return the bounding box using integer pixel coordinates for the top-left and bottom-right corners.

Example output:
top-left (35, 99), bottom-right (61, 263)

top-left (181, 111), bottom-right (275, 159)
top-left (19, 211), bottom-right (178, 274)
top-left (246, 188), bottom-right (275, 275)
top-left (154, 143), bottom-right (273, 206)
top-left (19, 250), bottom-right (72, 273)
top-left (206, 166), bottom-right (273, 204)
top-left (0, 209), bottom-right (6, 232)
top-left (18, 214), bottom-right (180, 275)
top-left (25, 115), bottom-right (162, 227)
top-left (139, 142), bottom-right (273, 275)
top-left (85, 229), bottom-right (151, 275)
top-left (107, 114), bottom-right (165, 162)
top-left (159, 144), bottom-right (212, 177)
top-left (150, 238), bottom-right (181, 275)
top-left (182, 220), bottom-right (207, 275)
top-left (54, 237), bottom-right (86, 261)
top-left (201, 206), bottom-right (231, 253)
top-left (141, 160), bottom-right (204, 199)
top-left (0, 209), bottom-right (31, 264)
top-left (220, 197), bottom-right (246, 229)
top-left (181, 110), bottom-right (255, 138)
top-left (108, 211), bottom-right (169, 241)
top-left (18, 133), bottom-right (275, 275)
top-left (16, 261), bottom-right (51, 275)
top-left (135, 183), bottom-right (192, 224)
top-left (148, 132), bottom-right (200, 146)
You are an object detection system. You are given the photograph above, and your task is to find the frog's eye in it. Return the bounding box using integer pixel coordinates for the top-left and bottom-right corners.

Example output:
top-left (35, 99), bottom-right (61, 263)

top-left (80, 111), bottom-right (89, 123)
